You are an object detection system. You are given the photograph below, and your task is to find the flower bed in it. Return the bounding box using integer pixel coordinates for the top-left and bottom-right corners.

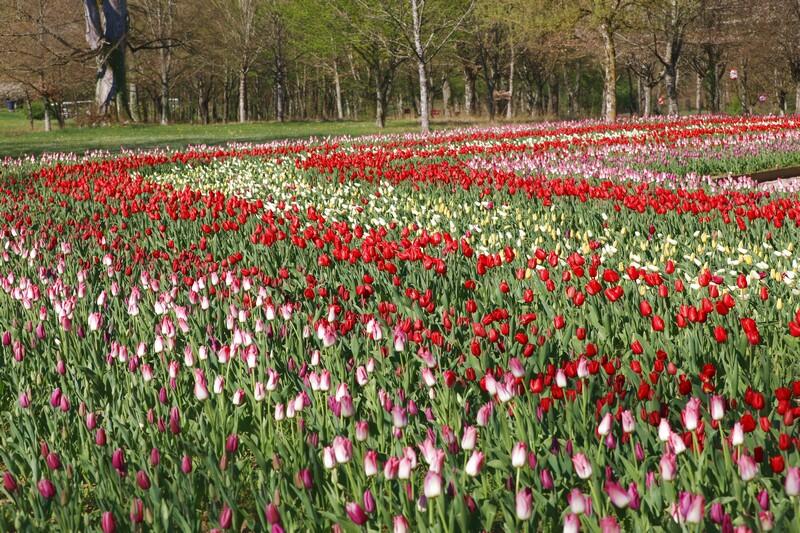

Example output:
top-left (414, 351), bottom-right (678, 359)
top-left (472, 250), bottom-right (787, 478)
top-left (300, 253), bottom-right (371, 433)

top-left (1, 116), bottom-right (799, 532)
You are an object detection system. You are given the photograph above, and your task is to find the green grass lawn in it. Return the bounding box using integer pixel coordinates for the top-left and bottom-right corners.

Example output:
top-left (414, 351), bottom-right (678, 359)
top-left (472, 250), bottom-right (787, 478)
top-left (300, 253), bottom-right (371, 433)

top-left (0, 110), bottom-right (475, 158)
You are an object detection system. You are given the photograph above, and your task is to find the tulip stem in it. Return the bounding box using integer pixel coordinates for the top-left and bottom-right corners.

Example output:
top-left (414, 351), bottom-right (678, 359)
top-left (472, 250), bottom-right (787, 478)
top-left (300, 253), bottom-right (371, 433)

top-left (437, 496), bottom-right (448, 532)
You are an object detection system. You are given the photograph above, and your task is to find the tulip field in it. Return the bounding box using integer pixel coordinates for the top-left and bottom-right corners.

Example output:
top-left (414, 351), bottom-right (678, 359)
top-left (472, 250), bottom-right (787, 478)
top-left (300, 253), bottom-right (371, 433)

top-left (3, 115), bottom-right (800, 532)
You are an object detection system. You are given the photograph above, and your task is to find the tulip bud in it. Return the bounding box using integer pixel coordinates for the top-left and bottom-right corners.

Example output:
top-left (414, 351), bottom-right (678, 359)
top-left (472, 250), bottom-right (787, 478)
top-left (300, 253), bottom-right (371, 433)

top-left (363, 489), bottom-right (376, 514)
top-left (130, 498), bottom-right (144, 523)
top-left (572, 453), bottom-right (592, 479)
top-left (226, 434), bottom-right (239, 454)
top-left (738, 454), bottom-right (758, 481)
top-left (46, 452), bottom-right (61, 471)
top-left (515, 488), bottom-right (533, 520)
top-left (364, 450), bottom-right (378, 477)
top-left (393, 515), bottom-right (410, 533)
top-left (786, 467), bottom-right (800, 496)
top-left (95, 428), bottom-right (107, 446)
top-left (355, 420), bottom-right (369, 441)
top-left (37, 478), bottom-right (56, 499)
top-left (136, 470), bottom-right (150, 490)
top-left (3, 472), bottom-right (18, 493)
top-left (345, 502), bottom-right (368, 526)
top-left (18, 391), bottom-right (30, 409)
top-left (112, 448), bottom-right (125, 472)
top-left (219, 504), bottom-right (232, 530)
top-left (101, 511), bottom-right (116, 533)
top-left (265, 502), bottom-right (281, 525)
top-left (423, 470), bottom-right (442, 498)
top-left (150, 448), bottom-right (160, 467)
top-left (465, 450), bottom-right (485, 477)
top-left (710, 395), bottom-right (725, 421)
top-left (181, 455), bottom-right (192, 474)
top-left (511, 442), bottom-right (527, 469)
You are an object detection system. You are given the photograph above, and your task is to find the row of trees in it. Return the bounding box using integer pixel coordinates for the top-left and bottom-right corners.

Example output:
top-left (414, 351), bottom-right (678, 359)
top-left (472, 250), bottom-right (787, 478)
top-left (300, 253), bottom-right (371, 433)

top-left (1, 0), bottom-right (799, 132)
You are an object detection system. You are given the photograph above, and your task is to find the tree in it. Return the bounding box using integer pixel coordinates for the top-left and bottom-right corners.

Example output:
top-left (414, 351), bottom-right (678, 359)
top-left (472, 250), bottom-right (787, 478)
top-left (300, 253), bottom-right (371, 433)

top-left (358, 0), bottom-right (474, 132)
top-left (0, 0), bottom-right (84, 131)
top-left (575, 0), bottom-right (636, 122)
top-left (642, 0), bottom-right (701, 115)
top-left (137, 0), bottom-right (178, 124)
top-left (209, 0), bottom-right (264, 123)
top-left (84, 0), bottom-right (131, 118)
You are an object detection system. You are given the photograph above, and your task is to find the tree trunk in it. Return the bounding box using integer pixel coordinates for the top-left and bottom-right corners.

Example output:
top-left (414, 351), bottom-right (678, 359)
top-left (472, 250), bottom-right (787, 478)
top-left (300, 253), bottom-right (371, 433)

top-left (442, 78), bottom-right (451, 118)
top-left (795, 81), bottom-right (800, 114)
top-left (160, 52), bottom-right (170, 125)
top-left (637, 76), bottom-right (644, 116)
top-left (84, 0), bottom-right (129, 116)
top-left (43, 98), bottom-right (52, 132)
top-left (464, 66), bottom-right (476, 116)
top-left (25, 93), bottom-right (34, 130)
top-left (411, 0), bottom-right (429, 133)
top-left (506, 43), bottom-right (515, 119)
top-left (333, 60), bottom-right (344, 120)
top-left (643, 85), bottom-right (652, 118)
top-left (238, 67), bottom-right (248, 123)
top-left (695, 72), bottom-right (702, 113)
top-left (275, 55), bottom-right (286, 122)
top-left (664, 65), bottom-right (678, 115)
top-left (601, 25), bottom-right (617, 122)
top-left (548, 80), bottom-right (559, 116)
top-left (376, 83), bottom-right (387, 128)
top-left (626, 68), bottom-right (635, 116)
top-left (129, 82), bottom-right (140, 122)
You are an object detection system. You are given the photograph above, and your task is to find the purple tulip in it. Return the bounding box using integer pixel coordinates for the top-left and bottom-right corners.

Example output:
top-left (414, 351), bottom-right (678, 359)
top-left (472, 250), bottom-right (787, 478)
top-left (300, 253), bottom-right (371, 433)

top-left (169, 407), bottom-right (181, 434)
top-left (540, 468), bottom-right (554, 490)
top-left (363, 488), bottom-right (376, 514)
top-left (95, 428), bottom-right (107, 446)
top-left (710, 502), bottom-right (725, 523)
top-left (150, 447), bottom-right (161, 467)
top-left (599, 515), bottom-right (620, 533)
top-left (3, 472), bottom-right (18, 493)
top-left (345, 501), bottom-right (368, 525)
top-left (45, 452), bottom-right (61, 471)
top-left (18, 391), bottom-right (30, 409)
top-left (296, 468), bottom-right (313, 489)
top-left (219, 504), bottom-right (232, 529)
top-left (757, 489), bottom-right (770, 511)
top-left (130, 498), bottom-right (144, 523)
top-left (136, 470), bottom-right (150, 490)
top-left (101, 511), bottom-right (116, 533)
top-left (181, 455), bottom-right (192, 474)
top-left (627, 483), bottom-right (640, 511)
top-left (37, 478), bottom-right (56, 499)
top-left (265, 502), bottom-right (281, 525)
top-left (49, 387), bottom-right (62, 408)
top-left (226, 433), bottom-right (239, 454)
top-left (112, 448), bottom-right (125, 472)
